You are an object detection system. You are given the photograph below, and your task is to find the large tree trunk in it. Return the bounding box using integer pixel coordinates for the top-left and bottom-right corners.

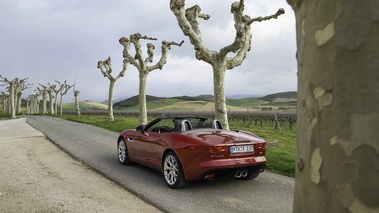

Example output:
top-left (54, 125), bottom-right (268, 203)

top-left (212, 63), bottom-right (229, 130)
top-left (289, 0), bottom-right (379, 212)
top-left (108, 80), bottom-right (116, 121)
top-left (139, 72), bottom-right (148, 125)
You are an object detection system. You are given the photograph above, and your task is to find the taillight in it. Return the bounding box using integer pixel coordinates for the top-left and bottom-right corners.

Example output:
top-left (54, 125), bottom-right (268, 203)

top-left (256, 143), bottom-right (266, 155)
top-left (186, 145), bottom-right (225, 152)
top-left (209, 146), bottom-right (226, 152)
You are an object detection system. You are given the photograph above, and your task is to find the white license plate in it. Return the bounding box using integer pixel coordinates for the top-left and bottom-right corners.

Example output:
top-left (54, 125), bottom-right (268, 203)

top-left (229, 145), bottom-right (254, 154)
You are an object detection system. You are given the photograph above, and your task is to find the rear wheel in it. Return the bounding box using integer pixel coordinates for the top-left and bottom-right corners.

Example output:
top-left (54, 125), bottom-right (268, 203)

top-left (118, 138), bottom-right (131, 165)
top-left (163, 152), bottom-right (189, 189)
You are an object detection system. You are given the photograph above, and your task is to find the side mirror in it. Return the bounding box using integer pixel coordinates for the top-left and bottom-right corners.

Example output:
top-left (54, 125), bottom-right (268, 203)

top-left (136, 125), bottom-right (145, 131)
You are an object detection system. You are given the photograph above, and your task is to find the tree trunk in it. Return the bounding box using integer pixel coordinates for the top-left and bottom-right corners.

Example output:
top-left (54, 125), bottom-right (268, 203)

top-left (36, 99), bottom-right (40, 114)
top-left (3, 98), bottom-right (8, 114)
top-left (108, 80), bottom-right (116, 121)
top-left (26, 99), bottom-right (30, 114)
top-left (59, 94), bottom-right (63, 115)
top-left (42, 92), bottom-right (47, 114)
top-left (9, 82), bottom-right (16, 119)
top-left (54, 93), bottom-right (58, 115)
top-left (212, 63), bottom-right (229, 130)
top-left (16, 91), bottom-right (22, 114)
top-left (48, 92), bottom-right (54, 114)
top-left (289, 0), bottom-right (379, 212)
top-left (139, 72), bottom-right (148, 125)
top-left (74, 90), bottom-right (81, 116)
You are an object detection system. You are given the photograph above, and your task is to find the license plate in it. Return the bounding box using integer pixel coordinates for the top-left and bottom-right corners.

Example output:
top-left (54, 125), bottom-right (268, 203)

top-left (229, 145), bottom-right (254, 154)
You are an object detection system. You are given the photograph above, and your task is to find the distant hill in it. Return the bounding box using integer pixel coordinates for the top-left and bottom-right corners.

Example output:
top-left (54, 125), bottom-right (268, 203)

top-left (112, 91), bottom-right (297, 111)
top-left (259, 91), bottom-right (297, 106)
top-left (62, 101), bottom-right (108, 110)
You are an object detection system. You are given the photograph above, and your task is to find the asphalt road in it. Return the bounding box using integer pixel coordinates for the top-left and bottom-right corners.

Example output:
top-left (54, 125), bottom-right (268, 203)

top-left (27, 116), bottom-right (294, 213)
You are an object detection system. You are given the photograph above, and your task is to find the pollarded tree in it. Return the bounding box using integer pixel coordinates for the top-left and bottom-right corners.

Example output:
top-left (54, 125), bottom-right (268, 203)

top-left (119, 33), bottom-right (183, 125)
top-left (37, 84), bottom-right (48, 114)
top-left (28, 92), bottom-right (40, 114)
top-left (58, 81), bottom-right (74, 116)
top-left (0, 75), bottom-right (16, 118)
top-left (14, 77), bottom-right (31, 114)
top-left (53, 81), bottom-right (65, 115)
top-left (170, 0), bottom-right (284, 129)
top-left (46, 83), bottom-right (56, 114)
top-left (97, 56), bottom-right (127, 121)
top-left (287, 0), bottom-right (379, 212)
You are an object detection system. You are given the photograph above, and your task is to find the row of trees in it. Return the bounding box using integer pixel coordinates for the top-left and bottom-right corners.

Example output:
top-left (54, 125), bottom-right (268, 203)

top-left (0, 75), bottom-right (81, 117)
top-left (0, 75), bottom-right (31, 118)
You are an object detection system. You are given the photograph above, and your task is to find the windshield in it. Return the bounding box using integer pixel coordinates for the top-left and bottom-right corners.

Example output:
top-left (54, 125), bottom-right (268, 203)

top-left (145, 117), bottom-right (222, 133)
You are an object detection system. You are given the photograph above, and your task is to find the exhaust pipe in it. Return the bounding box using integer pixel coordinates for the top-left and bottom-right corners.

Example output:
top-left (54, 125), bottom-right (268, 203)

top-left (234, 171), bottom-right (242, 178)
top-left (242, 170), bottom-right (248, 177)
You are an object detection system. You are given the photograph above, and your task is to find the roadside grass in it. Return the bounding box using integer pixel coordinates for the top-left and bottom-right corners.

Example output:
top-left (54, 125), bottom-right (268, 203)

top-left (54, 114), bottom-right (297, 177)
top-left (229, 122), bottom-right (296, 177)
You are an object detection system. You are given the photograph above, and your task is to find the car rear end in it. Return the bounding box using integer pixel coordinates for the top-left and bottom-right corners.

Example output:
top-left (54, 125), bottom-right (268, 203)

top-left (180, 129), bottom-right (267, 180)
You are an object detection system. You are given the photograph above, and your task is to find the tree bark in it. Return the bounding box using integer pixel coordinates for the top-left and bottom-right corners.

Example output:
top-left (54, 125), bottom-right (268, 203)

top-left (48, 91), bottom-right (54, 114)
top-left (15, 91), bottom-right (21, 114)
top-left (288, 0), bottom-right (379, 212)
top-left (42, 92), bottom-right (47, 114)
top-left (212, 63), bottom-right (228, 129)
top-left (74, 90), bottom-right (81, 116)
top-left (108, 80), bottom-right (116, 121)
top-left (139, 72), bottom-right (148, 125)
top-left (54, 93), bottom-right (58, 115)
top-left (9, 82), bottom-right (16, 119)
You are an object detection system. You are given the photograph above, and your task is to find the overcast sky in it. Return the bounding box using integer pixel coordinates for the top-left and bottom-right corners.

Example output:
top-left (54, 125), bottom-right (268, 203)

top-left (0, 0), bottom-right (297, 103)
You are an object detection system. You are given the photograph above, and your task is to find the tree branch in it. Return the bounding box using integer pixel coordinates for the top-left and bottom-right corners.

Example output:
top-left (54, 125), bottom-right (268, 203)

top-left (247, 8), bottom-right (285, 25)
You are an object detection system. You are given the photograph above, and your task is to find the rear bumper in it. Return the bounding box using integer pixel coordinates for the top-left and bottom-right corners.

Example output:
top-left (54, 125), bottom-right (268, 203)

top-left (184, 156), bottom-right (266, 180)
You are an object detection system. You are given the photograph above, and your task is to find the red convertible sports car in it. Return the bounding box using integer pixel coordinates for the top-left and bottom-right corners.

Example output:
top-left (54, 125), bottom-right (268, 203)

top-left (117, 115), bottom-right (267, 189)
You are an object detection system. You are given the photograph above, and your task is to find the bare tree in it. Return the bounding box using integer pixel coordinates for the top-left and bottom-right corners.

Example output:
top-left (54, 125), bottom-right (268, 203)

top-left (46, 83), bottom-right (56, 114)
top-left (170, 0), bottom-right (284, 129)
top-left (287, 0), bottom-right (379, 212)
top-left (119, 33), bottom-right (183, 125)
top-left (14, 77), bottom-right (31, 114)
top-left (58, 81), bottom-right (74, 116)
top-left (28, 92), bottom-right (40, 114)
top-left (97, 56), bottom-right (127, 121)
top-left (37, 84), bottom-right (48, 114)
top-left (0, 75), bottom-right (16, 118)
top-left (52, 81), bottom-right (65, 115)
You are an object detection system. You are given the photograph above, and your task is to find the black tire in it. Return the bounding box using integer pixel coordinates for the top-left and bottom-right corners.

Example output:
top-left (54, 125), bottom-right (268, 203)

top-left (163, 151), bottom-right (189, 189)
top-left (118, 138), bottom-right (132, 165)
top-left (240, 172), bottom-right (260, 180)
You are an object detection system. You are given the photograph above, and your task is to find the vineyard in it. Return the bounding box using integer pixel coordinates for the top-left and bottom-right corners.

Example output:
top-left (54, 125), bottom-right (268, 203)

top-left (63, 109), bottom-right (297, 130)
